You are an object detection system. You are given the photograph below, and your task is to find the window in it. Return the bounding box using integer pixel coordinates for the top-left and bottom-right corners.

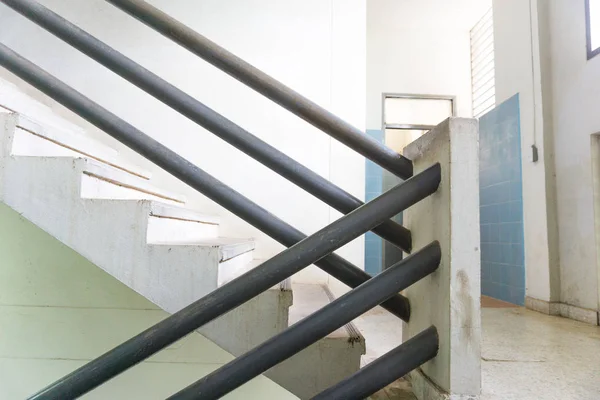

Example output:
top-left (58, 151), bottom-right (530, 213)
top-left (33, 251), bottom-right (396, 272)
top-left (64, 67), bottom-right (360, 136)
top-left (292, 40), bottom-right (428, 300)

top-left (586, 0), bottom-right (600, 59)
top-left (379, 94), bottom-right (454, 272)
top-left (383, 95), bottom-right (454, 130)
top-left (470, 8), bottom-right (495, 118)
top-left (382, 94), bottom-right (455, 154)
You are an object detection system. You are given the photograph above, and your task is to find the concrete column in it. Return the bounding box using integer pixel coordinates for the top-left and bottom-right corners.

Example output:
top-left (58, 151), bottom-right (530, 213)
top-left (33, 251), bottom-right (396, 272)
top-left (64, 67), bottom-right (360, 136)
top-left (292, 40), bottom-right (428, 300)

top-left (403, 117), bottom-right (481, 400)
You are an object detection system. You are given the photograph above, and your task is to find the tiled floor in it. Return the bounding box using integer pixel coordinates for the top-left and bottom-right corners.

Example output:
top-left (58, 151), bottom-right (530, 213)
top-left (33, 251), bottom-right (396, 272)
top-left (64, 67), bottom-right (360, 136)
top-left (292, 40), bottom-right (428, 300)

top-left (481, 307), bottom-right (600, 400)
top-left (363, 297), bottom-right (600, 400)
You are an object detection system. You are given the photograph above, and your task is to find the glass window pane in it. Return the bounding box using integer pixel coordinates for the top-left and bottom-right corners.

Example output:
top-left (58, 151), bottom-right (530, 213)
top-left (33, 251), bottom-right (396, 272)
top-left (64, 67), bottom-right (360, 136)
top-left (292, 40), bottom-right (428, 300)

top-left (384, 97), bottom-right (452, 126)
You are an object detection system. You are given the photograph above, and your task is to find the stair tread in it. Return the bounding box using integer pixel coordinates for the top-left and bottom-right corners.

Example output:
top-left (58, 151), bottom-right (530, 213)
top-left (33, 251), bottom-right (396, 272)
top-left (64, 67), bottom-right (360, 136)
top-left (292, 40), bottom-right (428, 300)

top-left (289, 283), bottom-right (364, 342)
top-left (0, 78), bottom-right (90, 136)
top-left (149, 202), bottom-right (220, 226)
top-left (80, 157), bottom-right (185, 204)
top-left (10, 111), bottom-right (151, 180)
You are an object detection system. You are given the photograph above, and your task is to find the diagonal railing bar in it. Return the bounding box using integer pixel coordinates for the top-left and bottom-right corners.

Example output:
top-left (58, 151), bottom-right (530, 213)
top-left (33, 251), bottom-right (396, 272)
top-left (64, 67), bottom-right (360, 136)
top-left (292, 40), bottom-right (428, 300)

top-left (0, 0), bottom-right (413, 252)
top-left (105, 0), bottom-right (414, 180)
top-left (168, 243), bottom-right (441, 400)
top-left (0, 3), bottom-right (450, 398)
top-left (23, 165), bottom-right (439, 399)
top-left (0, 40), bottom-right (418, 323)
top-left (312, 326), bottom-right (439, 400)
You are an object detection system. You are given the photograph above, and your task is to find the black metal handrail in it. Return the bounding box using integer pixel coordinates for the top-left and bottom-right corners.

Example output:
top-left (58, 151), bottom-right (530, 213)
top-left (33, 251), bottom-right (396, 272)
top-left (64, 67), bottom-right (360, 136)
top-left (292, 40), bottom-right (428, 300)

top-left (312, 326), bottom-right (439, 400)
top-left (0, 41), bottom-right (442, 399)
top-left (22, 156), bottom-right (439, 398)
top-left (0, 0), bottom-right (413, 253)
top-left (0, 2), bottom-right (448, 398)
top-left (0, 42), bottom-right (417, 320)
top-left (105, 0), bottom-right (413, 180)
top-left (169, 243), bottom-right (440, 400)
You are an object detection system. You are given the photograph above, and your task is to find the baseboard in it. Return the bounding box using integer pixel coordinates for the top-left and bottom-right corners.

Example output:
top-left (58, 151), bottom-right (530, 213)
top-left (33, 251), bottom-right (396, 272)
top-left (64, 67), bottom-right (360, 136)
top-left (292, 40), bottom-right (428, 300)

top-left (525, 296), bottom-right (599, 325)
top-left (558, 303), bottom-right (600, 325)
top-left (408, 368), bottom-right (479, 400)
top-left (524, 296), bottom-right (560, 316)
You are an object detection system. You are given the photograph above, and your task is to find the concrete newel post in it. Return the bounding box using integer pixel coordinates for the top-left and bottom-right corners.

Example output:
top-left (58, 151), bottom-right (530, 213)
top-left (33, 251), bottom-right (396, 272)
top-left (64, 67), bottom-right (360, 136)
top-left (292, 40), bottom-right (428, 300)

top-left (403, 117), bottom-right (481, 400)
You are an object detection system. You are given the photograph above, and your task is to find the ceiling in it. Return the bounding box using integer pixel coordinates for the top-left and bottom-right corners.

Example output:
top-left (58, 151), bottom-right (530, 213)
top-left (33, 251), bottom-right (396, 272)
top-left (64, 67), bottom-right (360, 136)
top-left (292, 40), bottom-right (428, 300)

top-left (368, 0), bottom-right (493, 31)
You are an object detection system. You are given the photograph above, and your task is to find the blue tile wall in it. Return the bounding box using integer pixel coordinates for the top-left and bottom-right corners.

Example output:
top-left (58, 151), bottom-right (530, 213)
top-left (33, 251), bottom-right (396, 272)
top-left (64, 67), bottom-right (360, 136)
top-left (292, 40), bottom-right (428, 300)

top-left (479, 94), bottom-right (525, 305)
top-left (365, 129), bottom-right (384, 275)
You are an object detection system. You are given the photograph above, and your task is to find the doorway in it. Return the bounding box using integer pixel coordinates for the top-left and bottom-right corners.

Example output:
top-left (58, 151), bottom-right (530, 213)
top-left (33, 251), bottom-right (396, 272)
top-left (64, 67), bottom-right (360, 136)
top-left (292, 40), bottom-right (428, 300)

top-left (380, 94), bottom-right (455, 271)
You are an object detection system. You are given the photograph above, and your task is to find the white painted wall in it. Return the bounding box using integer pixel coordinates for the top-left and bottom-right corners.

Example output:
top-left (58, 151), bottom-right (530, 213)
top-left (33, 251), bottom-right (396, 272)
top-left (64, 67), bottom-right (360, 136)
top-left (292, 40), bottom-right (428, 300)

top-left (366, 0), bottom-right (491, 130)
top-left (0, 202), bottom-right (295, 399)
top-left (493, 0), bottom-right (561, 306)
top-left (544, 0), bottom-right (600, 311)
top-left (0, 0), bottom-right (366, 285)
top-left (494, 0), bottom-right (600, 314)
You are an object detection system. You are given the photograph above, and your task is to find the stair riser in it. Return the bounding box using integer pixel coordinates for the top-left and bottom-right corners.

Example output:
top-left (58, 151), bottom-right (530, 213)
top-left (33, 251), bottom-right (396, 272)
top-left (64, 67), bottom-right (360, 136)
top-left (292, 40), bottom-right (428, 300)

top-left (199, 288), bottom-right (292, 356)
top-left (217, 250), bottom-right (255, 286)
top-left (147, 216), bottom-right (219, 244)
top-left (200, 284), bottom-right (365, 399)
top-left (266, 338), bottom-right (364, 399)
top-left (80, 174), bottom-right (182, 206)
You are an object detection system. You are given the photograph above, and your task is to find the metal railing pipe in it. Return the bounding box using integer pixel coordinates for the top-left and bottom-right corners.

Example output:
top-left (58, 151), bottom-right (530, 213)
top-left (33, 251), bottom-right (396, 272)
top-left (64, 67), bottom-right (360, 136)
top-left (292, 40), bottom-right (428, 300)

top-left (104, 0), bottom-right (414, 180)
top-left (0, 43), bottom-right (421, 323)
top-left (312, 326), bottom-right (439, 400)
top-left (0, 0), bottom-right (413, 252)
top-left (168, 242), bottom-right (441, 400)
top-left (25, 164), bottom-right (440, 399)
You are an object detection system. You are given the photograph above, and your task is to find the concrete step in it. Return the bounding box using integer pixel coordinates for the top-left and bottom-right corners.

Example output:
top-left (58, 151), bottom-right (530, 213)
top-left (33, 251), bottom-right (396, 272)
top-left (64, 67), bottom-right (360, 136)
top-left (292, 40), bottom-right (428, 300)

top-left (147, 202), bottom-right (221, 243)
top-left (0, 78), bottom-right (98, 142)
top-left (11, 114), bottom-right (150, 179)
top-left (147, 238), bottom-right (256, 312)
top-left (267, 283), bottom-right (365, 399)
top-left (155, 237), bottom-right (256, 285)
top-left (0, 83), bottom-right (152, 180)
top-left (78, 157), bottom-right (184, 205)
top-left (352, 306), bottom-right (404, 367)
top-left (218, 253), bottom-right (261, 287)
top-left (200, 258), bottom-right (292, 357)
top-left (200, 258), bottom-right (365, 400)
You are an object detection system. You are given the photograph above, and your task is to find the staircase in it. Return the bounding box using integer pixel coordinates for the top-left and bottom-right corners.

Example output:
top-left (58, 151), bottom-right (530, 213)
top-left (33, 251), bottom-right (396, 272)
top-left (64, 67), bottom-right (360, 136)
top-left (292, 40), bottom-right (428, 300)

top-left (0, 78), bottom-right (365, 399)
top-left (0, 0), bottom-right (482, 399)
